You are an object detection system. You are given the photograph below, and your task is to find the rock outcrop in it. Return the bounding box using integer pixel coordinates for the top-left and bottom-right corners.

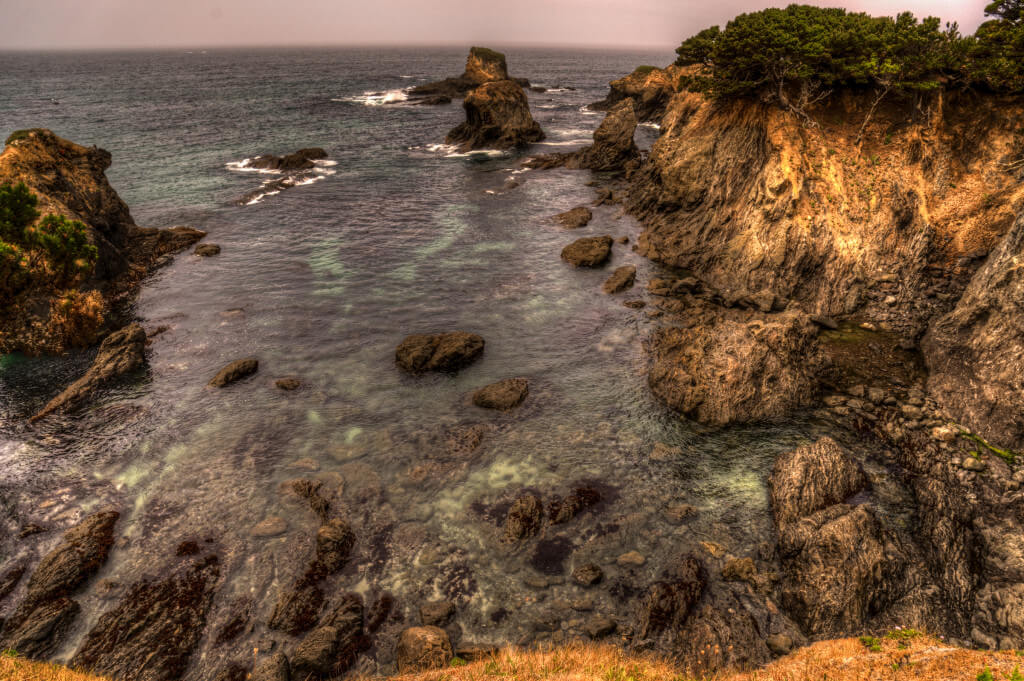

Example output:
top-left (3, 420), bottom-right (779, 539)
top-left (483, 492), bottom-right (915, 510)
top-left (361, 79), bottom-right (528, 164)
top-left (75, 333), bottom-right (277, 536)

top-left (71, 552), bottom-right (220, 681)
top-left (395, 626), bottom-right (453, 672)
top-left (410, 47), bottom-right (529, 101)
top-left (396, 332), bottom-right (485, 373)
top-left (527, 99), bottom-right (640, 172)
top-left (446, 80), bottom-right (545, 152)
top-left (0, 129), bottom-right (204, 354)
top-left (648, 312), bottom-right (824, 426)
top-left (922, 211), bottom-right (1024, 451)
top-left (0, 511), bottom-right (119, 657)
top-left (31, 323), bottom-right (147, 421)
top-left (245, 147), bottom-right (327, 171)
top-left (589, 65), bottom-right (682, 122)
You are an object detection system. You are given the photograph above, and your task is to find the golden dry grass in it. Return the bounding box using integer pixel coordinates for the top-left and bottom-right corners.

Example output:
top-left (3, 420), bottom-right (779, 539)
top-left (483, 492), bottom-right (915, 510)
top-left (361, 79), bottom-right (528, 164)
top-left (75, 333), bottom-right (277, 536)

top-left (3, 635), bottom-right (1024, 681)
top-left (0, 654), bottom-right (106, 681)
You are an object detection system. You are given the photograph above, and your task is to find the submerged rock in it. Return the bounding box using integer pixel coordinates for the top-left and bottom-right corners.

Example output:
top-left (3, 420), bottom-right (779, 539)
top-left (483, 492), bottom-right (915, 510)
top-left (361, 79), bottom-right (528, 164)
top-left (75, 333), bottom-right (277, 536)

top-left (291, 625), bottom-right (339, 678)
top-left (250, 654), bottom-right (290, 681)
top-left (602, 265), bottom-right (637, 294)
top-left (446, 79), bottom-right (545, 152)
top-left (633, 556), bottom-right (707, 642)
top-left (209, 357), bottom-right (259, 387)
top-left (504, 493), bottom-right (544, 542)
top-left (71, 553), bottom-right (220, 681)
top-left (395, 626), bottom-right (453, 673)
top-left (554, 206), bottom-right (593, 229)
top-left (31, 324), bottom-right (146, 421)
top-left (194, 243), bottom-right (221, 256)
top-left (472, 378), bottom-right (529, 410)
top-left (275, 377), bottom-right (302, 391)
top-left (561, 236), bottom-right (613, 267)
top-left (395, 332), bottom-right (484, 373)
top-left (246, 148), bottom-right (327, 171)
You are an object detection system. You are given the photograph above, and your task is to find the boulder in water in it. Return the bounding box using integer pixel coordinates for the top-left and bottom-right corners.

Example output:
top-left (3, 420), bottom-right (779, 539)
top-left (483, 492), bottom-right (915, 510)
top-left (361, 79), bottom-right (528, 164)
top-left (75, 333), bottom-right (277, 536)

top-left (395, 626), bottom-right (453, 673)
top-left (602, 265), bottom-right (637, 294)
top-left (246, 148), bottom-right (327, 171)
top-left (561, 236), bottom-right (613, 267)
top-left (554, 206), bottom-right (593, 229)
top-left (194, 243), bottom-right (221, 256)
top-left (472, 378), bottom-right (528, 410)
top-left (209, 358), bottom-right (259, 387)
top-left (395, 332), bottom-right (484, 373)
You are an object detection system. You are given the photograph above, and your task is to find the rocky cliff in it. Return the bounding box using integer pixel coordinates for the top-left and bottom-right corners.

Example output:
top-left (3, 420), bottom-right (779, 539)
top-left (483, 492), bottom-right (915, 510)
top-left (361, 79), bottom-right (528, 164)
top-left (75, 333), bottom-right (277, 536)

top-left (0, 129), bottom-right (203, 353)
top-left (446, 80), bottom-right (544, 152)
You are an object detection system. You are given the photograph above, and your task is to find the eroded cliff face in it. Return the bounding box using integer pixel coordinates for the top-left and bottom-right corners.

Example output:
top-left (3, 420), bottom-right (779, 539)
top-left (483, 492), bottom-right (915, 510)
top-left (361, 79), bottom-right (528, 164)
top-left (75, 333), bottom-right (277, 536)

top-left (630, 92), bottom-right (1024, 330)
top-left (446, 80), bottom-right (545, 152)
top-left (589, 65), bottom-right (683, 122)
top-left (0, 129), bottom-right (203, 353)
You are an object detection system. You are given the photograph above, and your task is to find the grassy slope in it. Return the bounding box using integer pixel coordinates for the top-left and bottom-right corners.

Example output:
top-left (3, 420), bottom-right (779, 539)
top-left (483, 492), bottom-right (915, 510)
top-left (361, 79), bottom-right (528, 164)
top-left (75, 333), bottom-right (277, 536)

top-left (4, 635), bottom-right (1024, 681)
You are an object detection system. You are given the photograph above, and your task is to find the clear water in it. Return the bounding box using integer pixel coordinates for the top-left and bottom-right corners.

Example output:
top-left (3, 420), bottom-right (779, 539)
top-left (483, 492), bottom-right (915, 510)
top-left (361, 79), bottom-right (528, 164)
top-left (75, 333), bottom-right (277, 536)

top-left (0, 48), bottom-right (825, 676)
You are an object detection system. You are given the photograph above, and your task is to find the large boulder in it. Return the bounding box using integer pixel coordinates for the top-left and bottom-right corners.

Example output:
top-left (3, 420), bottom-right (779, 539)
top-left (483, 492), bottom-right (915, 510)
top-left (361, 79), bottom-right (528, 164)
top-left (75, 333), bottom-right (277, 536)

top-left (633, 556), bottom-right (707, 643)
top-left (396, 332), bottom-right (484, 373)
top-left (445, 80), bottom-right (545, 152)
top-left (769, 437), bottom-right (867, 526)
top-left (208, 357), bottom-right (259, 387)
top-left (71, 553), bottom-right (220, 681)
top-left (395, 626), bottom-right (453, 673)
top-left (31, 324), bottom-right (146, 421)
top-left (923, 211), bottom-right (1024, 451)
top-left (575, 98), bottom-right (641, 171)
top-left (648, 312), bottom-right (824, 426)
top-left (561, 236), bottom-right (613, 267)
top-left (0, 511), bottom-right (119, 657)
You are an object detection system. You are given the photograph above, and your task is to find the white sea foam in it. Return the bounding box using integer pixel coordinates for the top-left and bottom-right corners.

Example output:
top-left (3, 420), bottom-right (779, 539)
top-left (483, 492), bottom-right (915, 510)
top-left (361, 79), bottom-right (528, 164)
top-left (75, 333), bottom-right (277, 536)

top-left (536, 139), bottom-right (591, 147)
top-left (579, 105), bottom-right (602, 116)
top-left (225, 158), bottom-right (282, 174)
top-left (342, 88), bottom-right (412, 106)
top-left (639, 122), bottom-right (661, 130)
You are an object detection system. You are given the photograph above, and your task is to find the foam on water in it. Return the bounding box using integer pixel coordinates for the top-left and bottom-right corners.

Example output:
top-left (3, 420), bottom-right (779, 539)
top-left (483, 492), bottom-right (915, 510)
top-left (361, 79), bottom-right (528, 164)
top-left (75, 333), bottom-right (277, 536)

top-left (339, 87), bottom-right (412, 106)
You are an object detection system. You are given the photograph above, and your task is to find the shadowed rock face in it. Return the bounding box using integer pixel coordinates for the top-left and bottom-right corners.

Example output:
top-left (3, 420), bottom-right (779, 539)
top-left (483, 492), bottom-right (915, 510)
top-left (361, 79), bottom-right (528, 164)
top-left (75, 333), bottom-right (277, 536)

top-left (71, 553), bottom-right (220, 681)
top-left (446, 80), bottom-right (545, 152)
top-left (526, 99), bottom-right (639, 172)
top-left (0, 511), bottom-right (119, 657)
top-left (923, 212), bottom-right (1024, 452)
top-left (31, 324), bottom-right (146, 421)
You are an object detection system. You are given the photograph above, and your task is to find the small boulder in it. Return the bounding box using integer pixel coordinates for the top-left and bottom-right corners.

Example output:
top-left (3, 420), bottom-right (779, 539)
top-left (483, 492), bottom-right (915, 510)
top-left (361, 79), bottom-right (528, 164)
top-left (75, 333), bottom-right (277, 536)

top-left (561, 236), bottom-right (613, 267)
top-left (194, 244), bottom-right (221, 257)
top-left (586, 616), bottom-right (617, 639)
top-left (396, 332), bottom-right (484, 373)
top-left (472, 378), bottom-right (528, 410)
top-left (275, 377), bottom-right (302, 391)
top-left (250, 653), bottom-right (289, 681)
top-left (291, 626), bottom-right (338, 678)
top-left (395, 626), bottom-right (453, 673)
top-left (617, 551), bottom-right (646, 567)
top-left (209, 358), bottom-right (259, 387)
top-left (766, 633), bottom-right (793, 656)
top-left (602, 265), bottom-right (636, 294)
top-left (420, 600), bottom-right (455, 627)
top-left (572, 564), bottom-right (603, 587)
top-left (504, 493), bottom-right (544, 542)
top-left (554, 206), bottom-right (593, 229)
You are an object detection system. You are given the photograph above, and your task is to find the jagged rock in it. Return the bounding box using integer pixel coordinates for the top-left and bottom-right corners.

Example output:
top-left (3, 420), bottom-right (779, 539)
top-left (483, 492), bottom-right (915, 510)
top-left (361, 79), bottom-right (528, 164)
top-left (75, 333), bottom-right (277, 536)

top-left (313, 518), bottom-right (355, 575)
top-left (769, 437), bottom-right (867, 526)
top-left (395, 626), bottom-right (453, 673)
top-left (504, 493), bottom-right (544, 542)
top-left (472, 378), bottom-right (528, 410)
top-left (589, 65), bottom-right (679, 122)
top-left (923, 212), bottom-right (1024, 451)
top-left (575, 99), bottom-right (640, 171)
top-left (634, 556), bottom-right (706, 642)
top-left (648, 312), bottom-right (824, 426)
top-left (0, 511), bottom-right (118, 656)
top-left (251, 653), bottom-right (289, 681)
top-left (554, 206), bottom-right (593, 229)
top-left (194, 243), bottom-right (221, 256)
top-left (209, 357), bottom-right (259, 387)
top-left (561, 236), bottom-right (613, 267)
top-left (602, 265), bottom-right (637, 294)
top-left (446, 79), bottom-right (545, 152)
top-left (31, 325), bottom-right (146, 421)
top-left (0, 566), bottom-right (25, 603)
top-left (268, 575), bottom-right (324, 636)
top-left (71, 553), bottom-right (220, 681)
top-left (291, 626), bottom-right (338, 678)
top-left (395, 332), bottom-right (484, 373)
top-left (246, 148), bottom-right (327, 171)
top-left (410, 47), bottom-right (528, 100)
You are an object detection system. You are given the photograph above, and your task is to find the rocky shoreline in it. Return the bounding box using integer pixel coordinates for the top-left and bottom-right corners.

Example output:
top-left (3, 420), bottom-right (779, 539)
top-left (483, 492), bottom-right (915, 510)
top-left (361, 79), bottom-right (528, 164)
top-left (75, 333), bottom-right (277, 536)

top-left (2, 48), bottom-right (1024, 681)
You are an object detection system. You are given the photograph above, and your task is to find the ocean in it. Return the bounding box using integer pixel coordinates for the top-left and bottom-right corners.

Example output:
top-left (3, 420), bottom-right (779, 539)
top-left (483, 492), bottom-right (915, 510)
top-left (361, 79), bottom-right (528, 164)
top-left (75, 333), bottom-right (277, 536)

top-left (0, 48), bottom-right (823, 676)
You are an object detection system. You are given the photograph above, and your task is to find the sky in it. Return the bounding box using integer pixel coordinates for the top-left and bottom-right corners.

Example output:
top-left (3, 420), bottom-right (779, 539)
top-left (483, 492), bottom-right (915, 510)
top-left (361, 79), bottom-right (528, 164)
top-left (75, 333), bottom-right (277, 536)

top-left (0, 0), bottom-right (993, 51)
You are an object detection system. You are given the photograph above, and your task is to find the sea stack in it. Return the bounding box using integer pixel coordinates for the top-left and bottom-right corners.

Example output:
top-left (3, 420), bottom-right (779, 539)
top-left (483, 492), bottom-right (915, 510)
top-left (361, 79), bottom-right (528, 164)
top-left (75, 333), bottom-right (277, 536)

top-left (445, 79), bottom-right (545, 151)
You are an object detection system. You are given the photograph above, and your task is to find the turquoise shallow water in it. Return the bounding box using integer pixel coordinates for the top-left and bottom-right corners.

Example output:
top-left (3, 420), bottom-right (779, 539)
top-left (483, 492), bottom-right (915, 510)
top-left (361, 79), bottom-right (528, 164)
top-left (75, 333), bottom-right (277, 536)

top-left (0, 48), bottom-right (826, 676)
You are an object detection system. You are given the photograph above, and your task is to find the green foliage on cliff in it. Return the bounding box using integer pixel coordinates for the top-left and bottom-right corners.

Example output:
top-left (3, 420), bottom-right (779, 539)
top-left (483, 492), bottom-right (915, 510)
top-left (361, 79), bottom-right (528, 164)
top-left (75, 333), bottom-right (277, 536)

top-left (0, 182), bottom-right (98, 302)
top-left (675, 3), bottom-right (1024, 102)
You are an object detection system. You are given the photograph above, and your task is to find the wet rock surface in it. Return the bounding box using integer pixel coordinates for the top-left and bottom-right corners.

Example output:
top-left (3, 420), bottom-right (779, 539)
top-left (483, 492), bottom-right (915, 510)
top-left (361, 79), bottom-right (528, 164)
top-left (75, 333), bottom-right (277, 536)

top-left (31, 324), bottom-right (147, 421)
top-left (70, 552), bottom-right (220, 681)
top-left (194, 243), bottom-right (221, 256)
top-left (602, 265), bottom-right (636, 294)
top-left (554, 206), bottom-right (593, 229)
top-left (472, 378), bottom-right (529, 410)
top-left (396, 332), bottom-right (485, 373)
top-left (561, 236), bottom-right (613, 267)
top-left (209, 357), bottom-right (259, 387)
top-left (247, 147), bottom-right (327, 171)
top-left (395, 626), bottom-right (453, 672)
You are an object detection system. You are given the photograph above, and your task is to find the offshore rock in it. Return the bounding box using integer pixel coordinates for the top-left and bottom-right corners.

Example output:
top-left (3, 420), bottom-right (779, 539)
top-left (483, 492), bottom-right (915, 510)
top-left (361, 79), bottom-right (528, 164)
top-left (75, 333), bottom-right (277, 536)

top-left (561, 236), bottom-right (613, 267)
top-left (410, 47), bottom-right (530, 100)
top-left (209, 357), bottom-right (259, 387)
top-left (472, 378), bottom-right (529, 410)
top-left (71, 553), bottom-right (220, 681)
top-left (246, 147), bottom-right (327, 171)
top-left (602, 265), bottom-right (637, 294)
top-left (648, 312), bottom-right (824, 426)
top-left (923, 211), bottom-right (1024, 451)
top-left (446, 79), bottom-right (545, 152)
top-left (396, 332), bottom-right (484, 373)
top-left (527, 99), bottom-right (640, 173)
top-left (31, 324), bottom-right (146, 421)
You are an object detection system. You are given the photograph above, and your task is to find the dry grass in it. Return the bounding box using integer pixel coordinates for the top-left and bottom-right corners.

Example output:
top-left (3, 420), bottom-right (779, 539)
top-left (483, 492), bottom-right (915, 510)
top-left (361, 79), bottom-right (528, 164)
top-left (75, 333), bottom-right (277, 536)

top-left (0, 653), bottom-right (105, 681)
top-left (4, 635), bottom-right (1024, 681)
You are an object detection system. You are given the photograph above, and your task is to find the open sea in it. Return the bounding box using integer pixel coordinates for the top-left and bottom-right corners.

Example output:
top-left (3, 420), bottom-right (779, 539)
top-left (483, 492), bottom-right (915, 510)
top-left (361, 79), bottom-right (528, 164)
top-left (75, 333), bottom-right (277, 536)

top-left (0, 48), bottom-right (827, 676)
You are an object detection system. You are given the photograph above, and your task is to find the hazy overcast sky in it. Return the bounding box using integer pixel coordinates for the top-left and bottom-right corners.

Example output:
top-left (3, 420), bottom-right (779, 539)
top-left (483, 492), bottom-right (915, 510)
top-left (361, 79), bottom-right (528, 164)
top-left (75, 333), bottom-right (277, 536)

top-left (0, 0), bottom-right (993, 50)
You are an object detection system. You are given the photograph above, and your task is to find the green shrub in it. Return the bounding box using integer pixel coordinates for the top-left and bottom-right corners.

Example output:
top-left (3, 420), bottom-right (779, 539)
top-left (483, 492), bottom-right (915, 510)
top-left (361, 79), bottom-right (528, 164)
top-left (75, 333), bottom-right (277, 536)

top-left (26, 214), bottom-right (97, 284)
top-left (0, 182), bottom-right (39, 243)
top-left (859, 635), bottom-right (882, 652)
top-left (633, 65), bottom-right (659, 75)
top-left (977, 666), bottom-right (995, 681)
